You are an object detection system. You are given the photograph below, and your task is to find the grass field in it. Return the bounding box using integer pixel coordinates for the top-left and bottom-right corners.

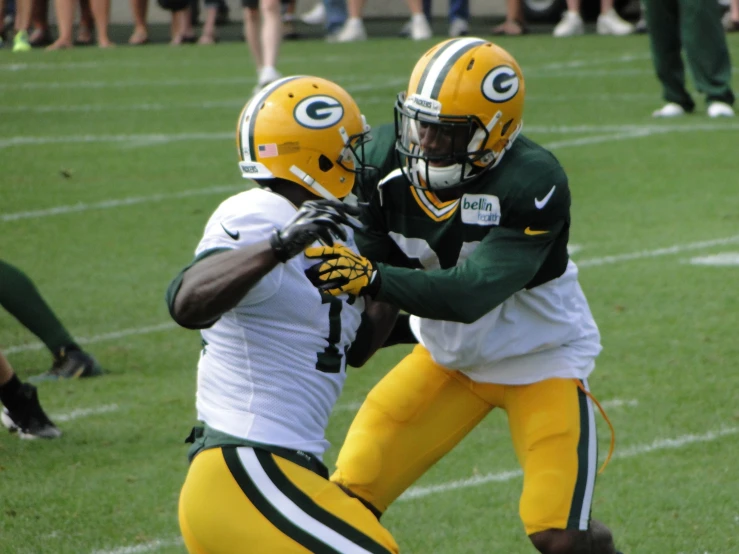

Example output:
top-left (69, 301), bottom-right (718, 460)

top-left (1, 26), bottom-right (739, 554)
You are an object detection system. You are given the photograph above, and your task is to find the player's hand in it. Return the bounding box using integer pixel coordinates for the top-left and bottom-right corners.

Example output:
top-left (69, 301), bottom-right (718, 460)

top-left (270, 200), bottom-right (362, 263)
top-left (304, 244), bottom-right (380, 297)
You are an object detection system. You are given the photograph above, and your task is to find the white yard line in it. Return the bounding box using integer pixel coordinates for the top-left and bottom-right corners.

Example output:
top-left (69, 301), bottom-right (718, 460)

top-left (578, 235), bottom-right (739, 267)
top-left (52, 404), bottom-right (120, 423)
top-left (398, 426), bottom-right (739, 501)
top-left (91, 538), bottom-right (184, 554)
top-left (4, 323), bottom-right (178, 355)
top-left (5, 233), bottom-right (739, 354)
top-left (88, 424), bottom-right (738, 554)
top-left (543, 129), bottom-right (660, 150)
top-left (0, 76), bottom-right (407, 92)
top-left (1, 186), bottom-right (241, 222)
top-left (0, 132), bottom-right (233, 150)
top-left (0, 93), bottom-right (660, 115)
top-left (5, 122), bottom-right (738, 151)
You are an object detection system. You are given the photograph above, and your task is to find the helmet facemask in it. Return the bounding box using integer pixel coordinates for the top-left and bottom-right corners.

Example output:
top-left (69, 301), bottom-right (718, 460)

top-left (394, 93), bottom-right (497, 191)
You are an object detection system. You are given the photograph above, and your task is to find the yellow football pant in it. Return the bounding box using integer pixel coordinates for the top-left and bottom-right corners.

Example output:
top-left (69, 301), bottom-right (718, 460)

top-left (332, 345), bottom-right (598, 535)
top-left (179, 446), bottom-right (399, 554)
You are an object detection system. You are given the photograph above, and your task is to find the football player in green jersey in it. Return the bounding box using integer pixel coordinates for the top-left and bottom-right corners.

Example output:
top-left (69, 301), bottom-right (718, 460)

top-left (305, 38), bottom-right (623, 554)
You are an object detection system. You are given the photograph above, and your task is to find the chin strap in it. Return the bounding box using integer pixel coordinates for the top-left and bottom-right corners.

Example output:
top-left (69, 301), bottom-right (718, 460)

top-left (289, 165), bottom-right (338, 201)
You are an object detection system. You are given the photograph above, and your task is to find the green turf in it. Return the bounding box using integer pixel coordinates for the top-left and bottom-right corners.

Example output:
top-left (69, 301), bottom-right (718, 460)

top-left (1, 31), bottom-right (738, 554)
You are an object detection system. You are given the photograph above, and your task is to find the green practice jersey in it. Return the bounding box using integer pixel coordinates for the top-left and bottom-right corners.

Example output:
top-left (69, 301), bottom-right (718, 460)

top-left (353, 124), bottom-right (601, 384)
top-left (356, 124), bottom-right (570, 324)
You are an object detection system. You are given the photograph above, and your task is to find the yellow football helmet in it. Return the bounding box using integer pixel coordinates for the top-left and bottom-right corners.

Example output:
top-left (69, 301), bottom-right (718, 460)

top-left (237, 76), bottom-right (371, 200)
top-left (395, 37), bottom-right (525, 191)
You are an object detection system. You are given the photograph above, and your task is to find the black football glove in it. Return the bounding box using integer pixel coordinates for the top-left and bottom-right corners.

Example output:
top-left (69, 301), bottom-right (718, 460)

top-left (304, 244), bottom-right (380, 297)
top-left (269, 200), bottom-right (362, 263)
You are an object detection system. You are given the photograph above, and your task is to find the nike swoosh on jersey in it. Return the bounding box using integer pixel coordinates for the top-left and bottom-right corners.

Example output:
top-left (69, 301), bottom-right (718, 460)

top-left (524, 227), bottom-right (549, 236)
top-left (220, 222), bottom-right (240, 240)
top-left (534, 186), bottom-right (556, 209)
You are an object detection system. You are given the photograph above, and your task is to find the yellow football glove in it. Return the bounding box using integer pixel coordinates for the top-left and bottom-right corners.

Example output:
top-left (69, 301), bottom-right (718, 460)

top-left (304, 244), bottom-right (379, 297)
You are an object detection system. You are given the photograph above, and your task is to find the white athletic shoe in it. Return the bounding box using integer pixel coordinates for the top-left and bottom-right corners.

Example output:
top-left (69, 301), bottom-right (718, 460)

top-left (410, 13), bottom-right (432, 40)
top-left (596, 8), bottom-right (634, 35)
top-left (253, 66), bottom-right (282, 94)
top-left (652, 102), bottom-right (686, 118)
top-left (335, 17), bottom-right (367, 42)
top-left (449, 17), bottom-right (469, 37)
top-left (553, 11), bottom-right (584, 37)
top-left (300, 3), bottom-right (326, 25)
top-left (707, 101), bottom-right (735, 118)
top-left (398, 18), bottom-right (412, 37)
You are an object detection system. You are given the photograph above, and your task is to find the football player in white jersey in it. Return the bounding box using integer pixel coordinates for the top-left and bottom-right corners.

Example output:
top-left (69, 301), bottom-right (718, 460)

top-left (304, 39), bottom-right (623, 554)
top-left (166, 76), bottom-right (400, 554)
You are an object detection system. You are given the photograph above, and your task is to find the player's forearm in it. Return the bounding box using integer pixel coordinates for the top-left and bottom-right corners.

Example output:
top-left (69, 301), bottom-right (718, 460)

top-left (375, 261), bottom-right (532, 324)
top-left (171, 241), bottom-right (278, 328)
top-left (346, 299), bottom-right (399, 367)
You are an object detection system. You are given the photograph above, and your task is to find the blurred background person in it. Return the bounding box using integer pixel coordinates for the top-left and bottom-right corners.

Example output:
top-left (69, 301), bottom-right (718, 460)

top-left (128, 0), bottom-right (148, 44)
top-left (299, 0), bottom-right (348, 41)
top-left (197, 0), bottom-right (219, 43)
top-left (0, 0), bottom-right (32, 51)
top-left (48, 0), bottom-right (112, 49)
top-left (333, 0), bottom-right (431, 42)
top-left (281, 0), bottom-right (299, 39)
top-left (553, 0), bottom-right (634, 36)
top-left (243, 0), bottom-right (283, 91)
top-left (491, 0), bottom-right (526, 36)
top-left (399, 0), bottom-right (469, 37)
top-left (645, 0), bottom-right (735, 117)
top-left (27, 0), bottom-right (52, 46)
top-left (158, 0), bottom-right (196, 44)
top-left (723, 0), bottom-right (739, 31)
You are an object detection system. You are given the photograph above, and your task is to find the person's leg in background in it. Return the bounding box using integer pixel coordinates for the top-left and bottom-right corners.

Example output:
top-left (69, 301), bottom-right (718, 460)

top-left (170, 5), bottom-right (194, 44)
top-left (256, 0), bottom-right (282, 87)
top-left (12, 0), bottom-right (31, 51)
top-left (281, 0), bottom-right (298, 39)
top-left (323, 0), bottom-right (346, 39)
top-left (0, 350), bottom-right (61, 439)
top-left (678, 0), bottom-right (734, 117)
top-left (243, 0), bottom-right (282, 92)
top-left (128, 0), bottom-right (148, 44)
top-left (198, 0), bottom-right (218, 43)
top-left (242, 4), bottom-right (261, 77)
top-left (0, 0), bottom-right (5, 46)
top-left (89, 0), bottom-right (113, 46)
top-left (595, 0), bottom-right (634, 35)
top-left (47, 0), bottom-right (75, 49)
top-left (726, 0), bottom-right (739, 31)
top-left (553, 0), bottom-right (584, 36)
top-left (0, 260), bottom-right (102, 381)
top-left (405, 0), bottom-right (432, 39)
top-left (29, 0), bottom-right (52, 46)
top-left (76, 0), bottom-right (94, 45)
top-left (334, 0), bottom-right (366, 42)
top-left (492, 0), bottom-right (526, 36)
top-left (447, 0), bottom-right (469, 36)
top-left (643, 0), bottom-right (695, 117)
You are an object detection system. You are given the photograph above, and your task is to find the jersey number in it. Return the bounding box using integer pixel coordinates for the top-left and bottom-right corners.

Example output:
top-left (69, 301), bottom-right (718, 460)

top-left (315, 293), bottom-right (344, 373)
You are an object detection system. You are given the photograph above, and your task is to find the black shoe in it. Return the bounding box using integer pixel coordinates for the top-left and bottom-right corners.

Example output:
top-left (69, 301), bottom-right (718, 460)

top-left (1, 383), bottom-right (62, 439)
top-left (31, 348), bottom-right (103, 382)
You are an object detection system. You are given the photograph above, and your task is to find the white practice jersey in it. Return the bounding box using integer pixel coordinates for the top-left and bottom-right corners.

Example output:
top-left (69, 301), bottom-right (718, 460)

top-left (193, 188), bottom-right (364, 458)
top-left (410, 260), bottom-right (602, 385)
